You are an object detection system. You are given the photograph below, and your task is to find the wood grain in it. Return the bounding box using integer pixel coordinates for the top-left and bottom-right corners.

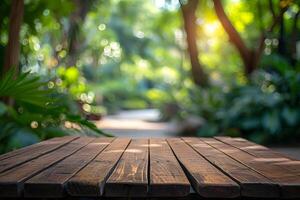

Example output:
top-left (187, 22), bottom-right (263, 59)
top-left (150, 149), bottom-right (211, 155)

top-left (215, 136), bottom-right (291, 162)
top-left (0, 136), bottom-right (299, 199)
top-left (24, 137), bottom-right (113, 198)
top-left (0, 136), bottom-right (78, 161)
top-left (203, 138), bottom-right (300, 199)
top-left (0, 136), bottom-right (79, 173)
top-left (105, 139), bottom-right (149, 197)
top-left (167, 138), bottom-right (240, 198)
top-left (66, 138), bottom-right (130, 197)
top-left (0, 137), bottom-right (93, 197)
top-left (183, 137), bottom-right (279, 198)
top-left (216, 137), bottom-right (300, 175)
top-left (275, 161), bottom-right (300, 174)
top-left (149, 138), bottom-right (190, 197)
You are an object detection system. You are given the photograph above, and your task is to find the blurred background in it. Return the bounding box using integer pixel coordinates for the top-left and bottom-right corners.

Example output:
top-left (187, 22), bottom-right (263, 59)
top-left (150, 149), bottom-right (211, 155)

top-left (0, 0), bottom-right (299, 154)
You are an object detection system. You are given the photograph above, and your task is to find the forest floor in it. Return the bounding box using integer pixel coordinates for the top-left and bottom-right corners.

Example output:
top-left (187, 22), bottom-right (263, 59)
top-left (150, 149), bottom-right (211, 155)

top-left (96, 109), bottom-right (300, 160)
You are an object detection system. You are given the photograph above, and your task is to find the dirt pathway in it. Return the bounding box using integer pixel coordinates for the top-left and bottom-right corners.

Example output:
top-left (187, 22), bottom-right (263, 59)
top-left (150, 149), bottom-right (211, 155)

top-left (95, 109), bottom-right (178, 137)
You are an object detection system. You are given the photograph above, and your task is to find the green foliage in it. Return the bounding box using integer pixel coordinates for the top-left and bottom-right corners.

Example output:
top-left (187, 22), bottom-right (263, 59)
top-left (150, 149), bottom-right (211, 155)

top-left (0, 69), bottom-right (53, 107)
top-left (1, 0), bottom-right (299, 149)
top-left (0, 69), bottom-right (110, 153)
top-left (180, 62), bottom-right (300, 144)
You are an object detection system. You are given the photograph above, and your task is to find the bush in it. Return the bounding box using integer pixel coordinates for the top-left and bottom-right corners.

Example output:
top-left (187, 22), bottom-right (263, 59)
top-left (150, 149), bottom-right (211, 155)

top-left (0, 69), bottom-right (110, 154)
top-left (179, 67), bottom-right (300, 144)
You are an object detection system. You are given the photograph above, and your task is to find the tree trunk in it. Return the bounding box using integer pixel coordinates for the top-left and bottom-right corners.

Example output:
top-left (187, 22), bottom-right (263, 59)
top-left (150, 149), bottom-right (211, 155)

top-left (3, 0), bottom-right (24, 75)
top-left (180, 0), bottom-right (208, 87)
top-left (67, 0), bottom-right (92, 66)
top-left (213, 0), bottom-right (254, 75)
top-left (278, 8), bottom-right (286, 57)
top-left (290, 10), bottom-right (299, 65)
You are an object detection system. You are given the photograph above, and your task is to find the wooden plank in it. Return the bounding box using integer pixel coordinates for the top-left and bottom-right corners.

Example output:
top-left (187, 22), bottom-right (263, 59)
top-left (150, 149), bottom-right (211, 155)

top-left (183, 137), bottom-right (279, 198)
top-left (0, 136), bottom-right (79, 173)
top-left (215, 136), bottom-right (291, 163)
top-left (24, 137), bottom-right (114, 198)
top-left (275, 161), bottom-right (300, 174)
top-left (167, 138), bottom-right (239, 198)
top-left (0, 137), bottom-right (93, 197)
top-left (216, 137), bottom-right (300, 175)
top-left (203, 138), bottom-right (300, 199)
top-left (66, 138), bottom-right (130, 197)
top-left (149, 138), bottom-right (190, 197)
top-left (105, 139), bottom-right (148, 197)
top-left (0, 136), bottom-right (78, 161)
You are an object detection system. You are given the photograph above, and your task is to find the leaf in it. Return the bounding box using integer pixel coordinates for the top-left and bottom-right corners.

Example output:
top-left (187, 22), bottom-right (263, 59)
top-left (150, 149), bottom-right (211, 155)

top-left (0, 68), bottom-right (53, 107)
top-left (197, 123), bottom-right (218, 137)
top-left (282, 107), bottom-right (299, 126)
top-left (0, 102), bottom-right (7, 116)
top-left (262, 110), bottom-right (281, 134)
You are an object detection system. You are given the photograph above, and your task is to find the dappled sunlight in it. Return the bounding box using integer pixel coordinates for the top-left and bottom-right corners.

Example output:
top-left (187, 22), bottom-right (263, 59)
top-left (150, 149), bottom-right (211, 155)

top-left (253, 158), bottom-right (290, 162)
top-left (106, 149), bottom-right (125, 153)
top-left (125, 149), bottom-right (143, 153)
top-left (147, 143), bottom-right (162, 147)
top-left (92, 142), bottom-right (111, 145)
top-left (243, 146), bottom-right (268, 150)
top-left (203, 21), bottom-right (219, 35)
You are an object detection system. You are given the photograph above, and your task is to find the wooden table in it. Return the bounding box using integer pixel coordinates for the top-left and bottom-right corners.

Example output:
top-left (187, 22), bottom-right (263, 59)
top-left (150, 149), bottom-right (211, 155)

top-left (0, 136), bottom-right (299, 199)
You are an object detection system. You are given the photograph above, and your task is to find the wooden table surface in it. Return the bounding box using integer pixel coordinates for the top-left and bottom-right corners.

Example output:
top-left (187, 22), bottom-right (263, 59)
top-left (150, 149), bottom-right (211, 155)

top-left (0, 136), bottom-right (299, 199)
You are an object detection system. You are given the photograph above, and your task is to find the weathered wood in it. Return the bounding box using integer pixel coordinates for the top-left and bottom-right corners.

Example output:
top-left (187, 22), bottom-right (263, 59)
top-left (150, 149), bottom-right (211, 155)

top-left (66, 138), bottom-right (130, 196)
top-left (0, 137), bottom-right (93, 197)
top-left (203, 138), bottom-right (300, 199)
top-left (0, 136), bottom-right (79, 173)
top-left (149, 138), bottom-right (190, 197)
top-left (24, 137), bottom-right (113, 198)
top-left (183, 137), bottom-right (279, 198)
top-left (105, 139), bottom-right (149, 197)
top-left (0, 136), bottom-right (78, 161)
top-left (167, 138), bottom-right (240, 198)
top-left (215, 137), bottom-right (300, 175)
top-left (0, 136), bottom-right (300, 199)
top-left (215, 136), bottom-right (291, 162)
top-left (275, 161), bottom-right (300, 174)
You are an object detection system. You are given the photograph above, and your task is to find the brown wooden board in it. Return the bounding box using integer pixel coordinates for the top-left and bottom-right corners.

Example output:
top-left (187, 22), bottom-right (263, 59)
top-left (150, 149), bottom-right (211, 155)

top-left (215, 137), bottom-right (300, 175)
top-left (215, 136), bottom-right (291, 163)
top-left (105, 139), bottom-right (149, 197)
top-left (0, 137), bottom-right (93, 197)
top-left (167, 138), bottom-right (240, 198)
top-left (203, 138), bottom-right (300, 199)
top-left (0, 136), bottom-right (299, 199)
top-left (275, 161), bottom-right (300, 174)
top-left (66, 138), bottom-right (130, 197)
top-left (23, 137), bottom-right (114, 198)
top-left (0, 136), bottom-right (79, 173)
top-left (0, 136), bottom-right (78, 162)
top-left (183, 137), bottom-right (279, 198)
top-left (149, 138), bottom-right (190, 197)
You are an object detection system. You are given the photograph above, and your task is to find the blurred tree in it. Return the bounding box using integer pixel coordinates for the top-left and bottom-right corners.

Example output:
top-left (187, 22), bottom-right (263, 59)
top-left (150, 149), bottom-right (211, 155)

top-left (180, 0), bottom-right (208, 87)
top-left (3, 0), bottom-right (24, 75)
top-left (67, 0), bottom-right (93, 66)
top-left (291, 9), bottom-right (300, 65)
top-left (213, 0), bottom-right (289, 75)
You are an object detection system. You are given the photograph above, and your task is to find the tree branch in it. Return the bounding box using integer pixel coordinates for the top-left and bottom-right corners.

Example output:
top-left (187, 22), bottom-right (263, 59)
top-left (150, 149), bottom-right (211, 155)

top-left (268, 0), bottom-right (276, 21)
top-left (255, 3), bottom-right (289, 60)
top-left (3, 0), bottom-right (24, 75)
top-left (180, 0), bottom-right (208, 87)
top-left (257, 1), bottom-right (264, 34)
top-left (213, 0), bottom-right (251, 73)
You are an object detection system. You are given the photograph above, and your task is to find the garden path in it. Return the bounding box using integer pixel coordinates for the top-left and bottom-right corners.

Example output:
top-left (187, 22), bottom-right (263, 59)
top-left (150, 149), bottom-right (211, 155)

top-left (95, 109), bottom-right (178, 138)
